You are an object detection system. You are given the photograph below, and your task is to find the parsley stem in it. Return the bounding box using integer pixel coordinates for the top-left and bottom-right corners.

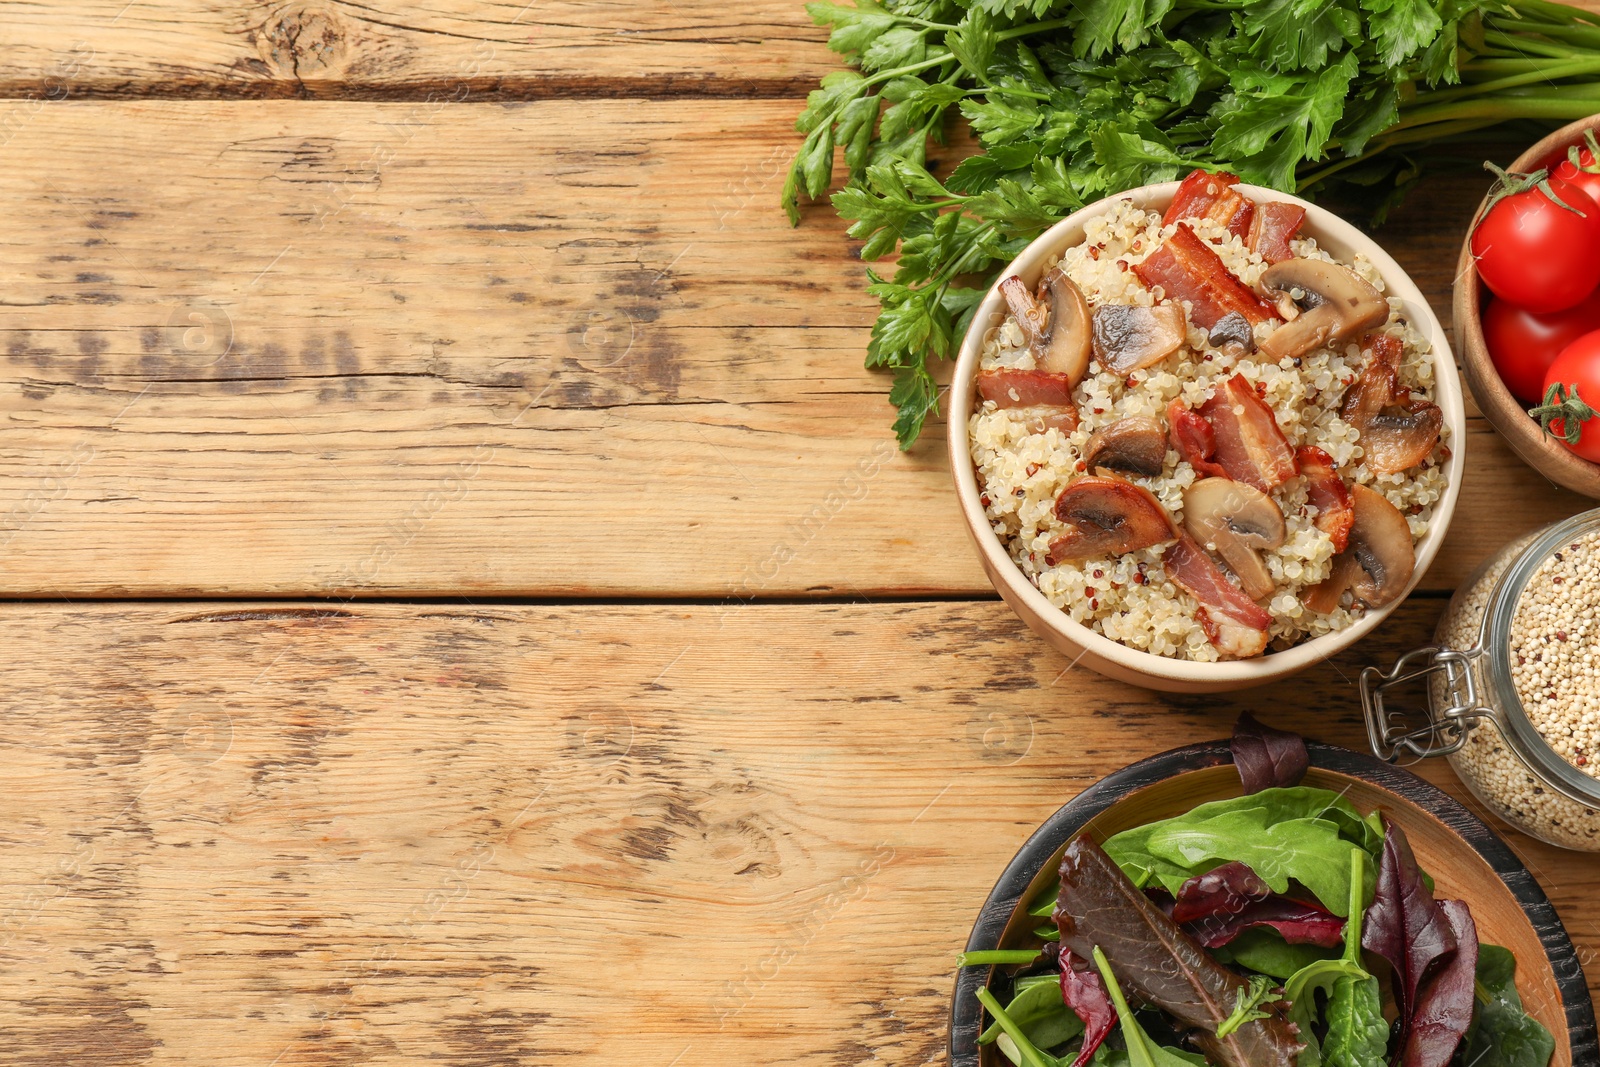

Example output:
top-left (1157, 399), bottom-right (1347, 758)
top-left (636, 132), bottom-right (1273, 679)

top-left (1495, 18), bottom-right (1600, 49)
top-left (1506, 0), bottom-right (1600, 25)
top-left (860, 54), bottom-right (954, 90)
top-left (1423, 56), bottom-right (1600, 102)
top-left (1398, 93), bottom-right (1600, 127)
top-left (1480, 28), bottom-right (1581, 58)
top-left (996, 18), bottom-right (1074, 41)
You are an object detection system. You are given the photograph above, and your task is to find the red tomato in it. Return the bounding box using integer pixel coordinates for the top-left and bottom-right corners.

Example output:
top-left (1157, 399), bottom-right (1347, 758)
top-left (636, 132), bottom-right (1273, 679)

top-left (1553, 138), bottom-right (1600, 211)
top-left (1482, 289), bottom-right (1600, 404)
top-left (1538, 329), bottom-right (1600, 462)
top-left (1471, 172), bottom-right (1600, 314)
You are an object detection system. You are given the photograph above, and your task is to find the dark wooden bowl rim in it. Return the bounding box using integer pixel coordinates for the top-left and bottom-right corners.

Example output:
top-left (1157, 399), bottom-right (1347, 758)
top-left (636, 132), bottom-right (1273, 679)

top-left (948, 740), bottom-right (1598, 1066)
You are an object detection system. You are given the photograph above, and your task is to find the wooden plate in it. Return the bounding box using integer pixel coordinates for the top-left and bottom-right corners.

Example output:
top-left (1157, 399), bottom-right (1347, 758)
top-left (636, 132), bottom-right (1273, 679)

top-left (1454, 113), bottom-right (1600, 500)
top-left (949, 740), bottom-right (1597, 1067)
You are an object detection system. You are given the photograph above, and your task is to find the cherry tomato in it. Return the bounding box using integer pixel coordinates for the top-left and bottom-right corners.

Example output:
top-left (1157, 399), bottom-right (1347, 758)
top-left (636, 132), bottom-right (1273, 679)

top-left (1552, 136), bottom-right (1600, 211)
top-left (1482, 288), bottom-right (1600, 404)
top-left (1538, 329), bottom-right (1600, 462)
top-left (1471, 171), bottom-right (1600, 314)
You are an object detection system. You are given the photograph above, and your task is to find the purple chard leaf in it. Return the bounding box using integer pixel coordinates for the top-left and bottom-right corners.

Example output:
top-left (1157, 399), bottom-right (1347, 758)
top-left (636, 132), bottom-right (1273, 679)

top-left (1401, 899), bottom-right (1479, 1067)
top-left (1231, 712), bottom-right (1310, 794)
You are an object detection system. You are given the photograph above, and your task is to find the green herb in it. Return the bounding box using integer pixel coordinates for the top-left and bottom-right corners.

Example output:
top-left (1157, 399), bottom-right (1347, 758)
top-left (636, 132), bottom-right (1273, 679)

top-left (980, 974), bottom-right (1088, 1050)
top-left (1313, 848), bottom-right (1389, 1067)
top-left (1210, 928), bottom-right (1339, 980)
top-left (1462, 944), bottom-right (1558, 1067)
top-left (1090, 947), bottom-right (1210, 1067)
top-left (1216, 973), bottom-right (1279, 1038)
top-left (978, 985), bottom-right (1063, 1067)
top-left (787, 0), bottom-right (1600, 445)
top-left (960, 949), bottom-right (1047, 966)
top-left (1102, 787), bottom-right (1380, 915)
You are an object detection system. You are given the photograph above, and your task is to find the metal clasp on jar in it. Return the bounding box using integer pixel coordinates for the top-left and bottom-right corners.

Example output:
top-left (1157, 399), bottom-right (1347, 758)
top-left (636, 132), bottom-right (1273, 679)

top-left (1360, 646), bottom-right (1496, 761)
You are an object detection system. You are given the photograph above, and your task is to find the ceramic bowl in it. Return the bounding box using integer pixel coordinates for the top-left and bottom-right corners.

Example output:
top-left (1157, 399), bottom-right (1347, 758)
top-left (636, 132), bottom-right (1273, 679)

top-left (949, 740), bottom-right (1596, 1067)
top-left (947, 182), bottom-right (1466, 693)
top-left (1453, 113), bottom-right (1600, 500)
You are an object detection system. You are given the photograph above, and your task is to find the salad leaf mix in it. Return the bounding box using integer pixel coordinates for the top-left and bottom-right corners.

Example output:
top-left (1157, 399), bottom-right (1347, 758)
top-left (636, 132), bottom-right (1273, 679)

top-left (959, 717), bottom-right (1556, 1066)
top-left (785, 0), bottom-right (1600, 445)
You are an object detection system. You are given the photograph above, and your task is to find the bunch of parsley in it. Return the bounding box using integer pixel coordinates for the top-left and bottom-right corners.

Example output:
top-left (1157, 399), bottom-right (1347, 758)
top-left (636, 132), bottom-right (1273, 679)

top-left (784, 0), bottom-right (1600, 446)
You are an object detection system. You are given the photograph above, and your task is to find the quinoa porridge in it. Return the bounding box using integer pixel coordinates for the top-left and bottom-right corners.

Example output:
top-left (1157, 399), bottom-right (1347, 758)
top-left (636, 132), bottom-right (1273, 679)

top-left (969, 172), bottom-right (1450, 661)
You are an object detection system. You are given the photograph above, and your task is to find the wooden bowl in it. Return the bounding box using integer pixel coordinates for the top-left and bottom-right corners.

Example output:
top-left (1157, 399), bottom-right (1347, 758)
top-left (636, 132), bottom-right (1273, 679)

top-left (1454, 113), bottom-right (1600, 499)
top-left (949, 741), bottom-right (1596, 1067)
top-left (949, 183), bottom-right (1466, 693)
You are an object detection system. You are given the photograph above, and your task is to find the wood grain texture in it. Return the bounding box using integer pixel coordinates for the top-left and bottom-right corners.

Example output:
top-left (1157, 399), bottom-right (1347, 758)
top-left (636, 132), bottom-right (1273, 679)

top-left (0, 0), bottom-right (834, 99)
top-left (0, 100), bottom-right (1585, 598)
top-left (0, 598), bottom-right (1594, 1064)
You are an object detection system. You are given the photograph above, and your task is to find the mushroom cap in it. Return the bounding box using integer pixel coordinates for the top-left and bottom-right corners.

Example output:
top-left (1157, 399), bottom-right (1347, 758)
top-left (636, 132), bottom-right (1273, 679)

top-left (1206, 312), bottom-right (1256, 352)
top-left (1091, 303), bottom-right (1188, 375)
top-left (1304, 483), bottom-right (1415, 611)
top-left (1346, 483), bottom-right (1415, 606)
top-left (1256, 258), bottom-right (1389, 362)
top-left (1182, 478), bottom-right (1286, 601)
top-left (1083, 416), bottom-right (1168, 477)
top-left (1047, 475), bottom-right (1178, 563)
top-left (1001, 270), bottom-right (1092, 386)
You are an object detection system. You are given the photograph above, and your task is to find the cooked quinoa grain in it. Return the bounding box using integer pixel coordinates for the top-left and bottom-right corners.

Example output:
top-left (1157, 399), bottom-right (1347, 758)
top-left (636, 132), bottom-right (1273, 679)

top-left (970, 199), bottom-right (1449, 660)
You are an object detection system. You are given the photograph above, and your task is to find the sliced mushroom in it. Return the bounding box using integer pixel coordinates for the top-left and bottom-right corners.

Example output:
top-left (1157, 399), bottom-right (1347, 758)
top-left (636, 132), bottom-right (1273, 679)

top-left (1046, 475), bottom-right (1178, 564)
top-left (1083, 416), bottom-right (1167, 477)
top-left (1207, 311), bottom-right (1255, 353)
top-left (999, 268), bottom-right (1092, 385)
top-left (1091, 303), bottom-right (1188, 375)
top-left (1302, 484), bottom-right (1415, 612)
top-left (1182, 478), bottom-right (1286, 601)
top-left (1256, 258), bottom-right (1389, 362)
top-left (1339, 334), bottom-right (1443, 473)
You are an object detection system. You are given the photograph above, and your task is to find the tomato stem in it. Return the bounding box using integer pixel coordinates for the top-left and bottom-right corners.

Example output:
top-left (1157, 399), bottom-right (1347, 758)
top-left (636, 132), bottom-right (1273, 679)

top-left (1530, 383), bottom-right (1599, 446)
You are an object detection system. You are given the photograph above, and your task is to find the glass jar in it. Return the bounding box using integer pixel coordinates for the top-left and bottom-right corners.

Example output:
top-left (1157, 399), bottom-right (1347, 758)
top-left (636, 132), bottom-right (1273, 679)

top-left (1361, 507), bottom-right (1600, 851)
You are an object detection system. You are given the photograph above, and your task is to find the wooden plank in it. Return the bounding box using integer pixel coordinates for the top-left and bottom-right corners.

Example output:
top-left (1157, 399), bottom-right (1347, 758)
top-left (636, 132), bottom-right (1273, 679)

top-left (1, 0), bottom-right (1596, 100)
top-left (0, 0), bottom-right (833, 99)
top-left (0, 99), bottom-right (1585, 598)
top-left (0, 598), bottom-right (1592, 1064)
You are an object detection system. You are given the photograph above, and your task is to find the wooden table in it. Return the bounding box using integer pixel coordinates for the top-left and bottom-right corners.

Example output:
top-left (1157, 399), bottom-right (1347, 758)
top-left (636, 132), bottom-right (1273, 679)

top-left (0, 4), bottom-right (1597, 1063)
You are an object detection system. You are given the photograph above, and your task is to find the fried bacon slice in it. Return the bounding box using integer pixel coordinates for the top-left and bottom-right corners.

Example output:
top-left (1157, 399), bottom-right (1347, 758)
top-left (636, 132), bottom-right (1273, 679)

top-left (1165, 533), bottom-right (1273, 658)
top-left (1166, 397), bottom-right (1228, 480)
top-left (1295, 446), bottom-right (1354, 553)
top-left (1133, 224), bottom-right (1280, 330)
top-left (1163, 169), bottom-right (1255, 240)
top-left (1247, 202), bottom-right (1306, 265)
top-left (1197, 374), bottom-right (1299, 492)
top-left (977, 368), bottom-right (1076, 409)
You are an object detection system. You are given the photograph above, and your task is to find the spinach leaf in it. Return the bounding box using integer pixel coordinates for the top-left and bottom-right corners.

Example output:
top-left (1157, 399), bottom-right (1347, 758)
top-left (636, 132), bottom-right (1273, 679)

top-left (979, 985), bottom-right (1064, 1067)
top-left (980, 975), bottom-right (1087, 1051)
top-left (1210, 929), bottom-right (1338, 980)
top-left (1144, 812), bottom-right (1358, 916)
top-left (1316, 848), bottom-right (1389, 1067)
top-left (1090, 947), bottom-right (1212, 1067)
top-left (1461, 944), bottom-right (1556, 1067)
top-left (1103, 787), bottom-right (1382, 907)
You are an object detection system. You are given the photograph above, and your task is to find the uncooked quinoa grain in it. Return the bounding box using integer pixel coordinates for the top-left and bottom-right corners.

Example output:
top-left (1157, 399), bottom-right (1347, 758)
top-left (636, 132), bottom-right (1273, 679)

top-left (970, 199), bottom-right (1449, 660)
top-left (1510, 528), bottom-right (1600, 774)
top-left (1438, 531), bottom-right (1600, 848)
